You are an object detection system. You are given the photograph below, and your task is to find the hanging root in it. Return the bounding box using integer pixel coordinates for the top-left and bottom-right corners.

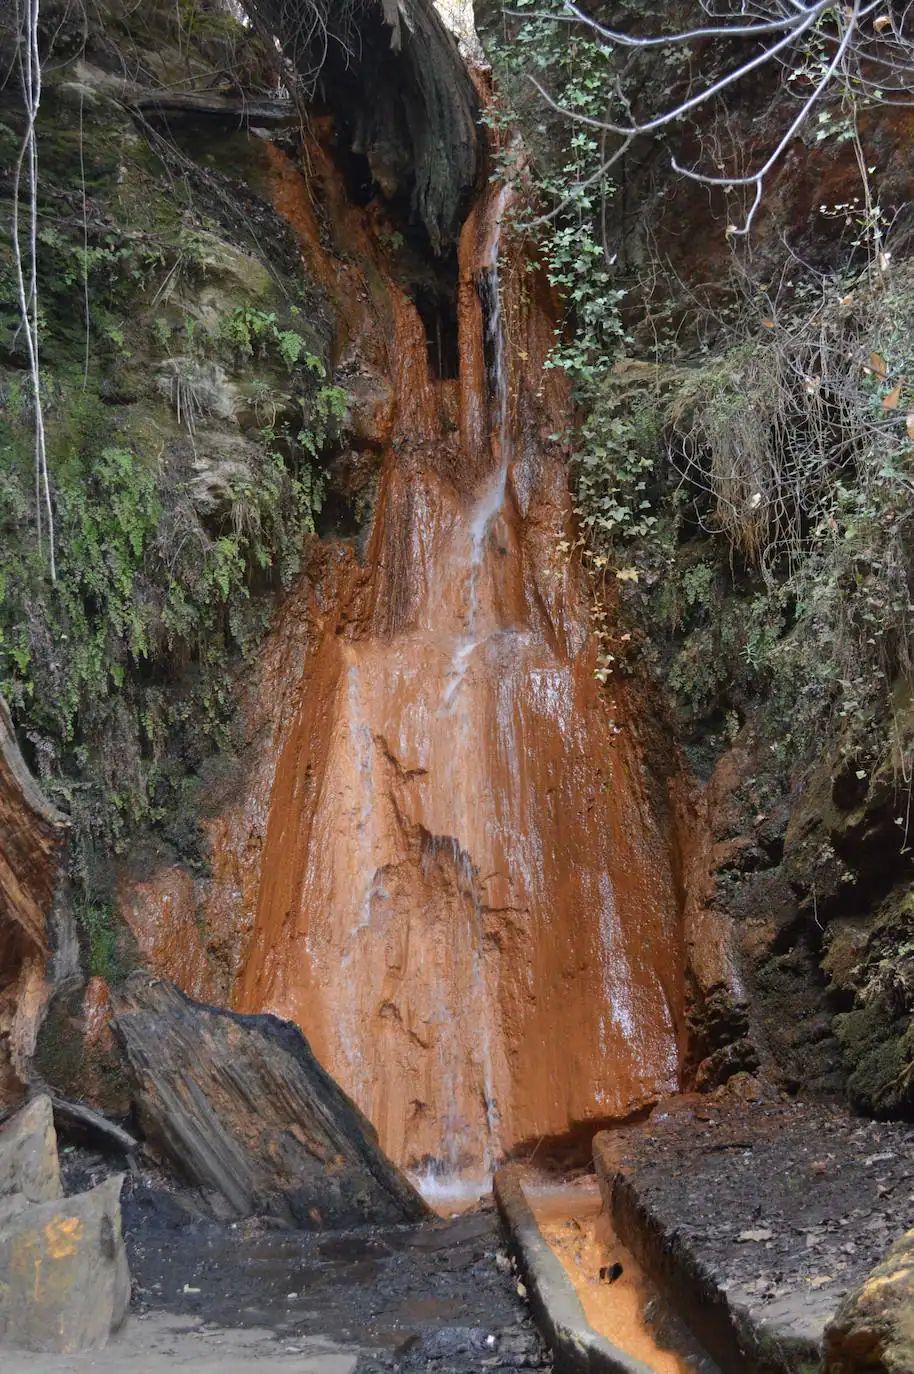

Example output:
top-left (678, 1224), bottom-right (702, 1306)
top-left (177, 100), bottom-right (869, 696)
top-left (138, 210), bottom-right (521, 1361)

top-left (11, 0), bottom-right (55, 581)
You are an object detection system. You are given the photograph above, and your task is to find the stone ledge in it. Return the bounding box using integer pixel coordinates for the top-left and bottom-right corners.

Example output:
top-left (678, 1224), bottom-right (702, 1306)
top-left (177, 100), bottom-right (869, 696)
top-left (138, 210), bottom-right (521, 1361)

top-left (593, 1099), bottom-right (914, 1374)
top-left (493, 1164), bottom-right (655, 1374)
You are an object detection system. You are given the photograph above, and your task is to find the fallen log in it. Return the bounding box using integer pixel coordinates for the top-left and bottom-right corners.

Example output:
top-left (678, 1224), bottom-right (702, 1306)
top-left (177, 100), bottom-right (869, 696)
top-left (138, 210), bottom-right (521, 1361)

top-left (50, 1096), bottom-right (139, 1157)
top-left (129, 90), bottom-right (300, 128)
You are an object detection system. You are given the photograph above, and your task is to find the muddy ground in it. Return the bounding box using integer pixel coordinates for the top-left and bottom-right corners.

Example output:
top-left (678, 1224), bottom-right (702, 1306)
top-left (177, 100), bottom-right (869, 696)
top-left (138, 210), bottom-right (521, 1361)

top-left (8, 1151), bottom-right (546, 1374)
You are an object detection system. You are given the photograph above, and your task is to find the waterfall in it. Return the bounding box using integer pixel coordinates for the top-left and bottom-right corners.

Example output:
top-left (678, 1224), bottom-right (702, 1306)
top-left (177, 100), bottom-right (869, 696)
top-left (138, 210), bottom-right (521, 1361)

top-left (442, 197), bottom-right (512, 716)
top-left (428, 197), bottom-right (515, 1195)
top-left (226, 140), bottom-right (685, 1200)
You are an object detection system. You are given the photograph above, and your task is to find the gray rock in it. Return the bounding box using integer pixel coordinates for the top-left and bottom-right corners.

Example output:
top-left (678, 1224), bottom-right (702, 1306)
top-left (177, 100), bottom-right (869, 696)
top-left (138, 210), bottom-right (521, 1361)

top-left (245, 0), bottom-right (481, 250)
top-left (0, 1094), bottom-right (62, 1203)
top-left (130, 90), bottom-right (300, 129)
top-left (0, 1194), bottom-right (29, 1225)
top-left (0, 1173), bottom-right (129, 1353)
top-left (113, 972), bottom-right (428, 1229)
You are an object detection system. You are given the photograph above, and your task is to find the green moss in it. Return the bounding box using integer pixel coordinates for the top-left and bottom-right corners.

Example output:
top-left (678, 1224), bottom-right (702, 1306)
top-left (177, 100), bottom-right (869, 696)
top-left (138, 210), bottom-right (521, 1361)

top-left (32, 1006), bottom-right (87, 1099)
top-left (1, 33), bottom-right (342, 922)
top-left (33, 991), bottom-right (130, 1112)
top-left (79, 902), bottom-right (127, 982)
top-left (1, 354), bottom-right (333, 885)
top-left (834, 1002), bottom-right (914, 1117)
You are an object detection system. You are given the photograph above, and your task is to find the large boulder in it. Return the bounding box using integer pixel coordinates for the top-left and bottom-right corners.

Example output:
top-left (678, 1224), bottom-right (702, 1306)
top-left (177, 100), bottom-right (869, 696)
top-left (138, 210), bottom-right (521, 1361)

top-left (0, 1093), bottom-right (62, 1204)
top-left (825, 1228), bottom-right (914, 1374)
top-left (0, 1173), bottom-right (129, 1353)
top-left (113, 972), bottom-right (427, 1228)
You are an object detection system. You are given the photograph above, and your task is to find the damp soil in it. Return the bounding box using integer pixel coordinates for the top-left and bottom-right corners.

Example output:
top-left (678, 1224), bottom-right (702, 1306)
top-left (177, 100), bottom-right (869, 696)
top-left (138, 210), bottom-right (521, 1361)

top-left (26, 1151), bottom-right (547, 1374)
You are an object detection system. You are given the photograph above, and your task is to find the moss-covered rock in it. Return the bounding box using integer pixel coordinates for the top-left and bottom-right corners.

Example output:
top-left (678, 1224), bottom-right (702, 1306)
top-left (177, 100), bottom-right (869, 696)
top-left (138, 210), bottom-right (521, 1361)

top-left (0, 0), bottom-right (351, 957)
top-left (834, 1003), bottom-right (914, 1119)
top-left (826, 1227), bottom-right (914, 1373)
top-left (828, 889), bottom-right (914, 1118)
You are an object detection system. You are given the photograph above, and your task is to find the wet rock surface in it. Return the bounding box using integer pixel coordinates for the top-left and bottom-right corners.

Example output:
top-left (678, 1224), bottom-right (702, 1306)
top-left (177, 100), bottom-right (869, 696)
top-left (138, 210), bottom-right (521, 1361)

top-left (596, 1097), bottom-right (914, 1373)
top-left (119, 1181), bottom-right (546, 1373)
top-left (113, 973), bottom-right (427, 1229)
top-left (223, 152), bottom-right (686, 1177)
top-left (0, 697), bottom-right (69, 1105)
top-left (494, 1164), bottom-right (656, 1374)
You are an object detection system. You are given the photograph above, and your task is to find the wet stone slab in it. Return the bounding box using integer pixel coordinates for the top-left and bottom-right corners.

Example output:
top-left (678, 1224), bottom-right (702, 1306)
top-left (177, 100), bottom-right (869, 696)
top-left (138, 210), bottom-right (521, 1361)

top-left (595, 1098), bottom-right (914, 1374)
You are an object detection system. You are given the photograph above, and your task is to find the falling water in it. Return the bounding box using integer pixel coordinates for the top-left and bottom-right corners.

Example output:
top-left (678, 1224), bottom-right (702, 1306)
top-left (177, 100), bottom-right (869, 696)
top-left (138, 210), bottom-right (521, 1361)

top-left (442, 196), bottom-right (512, 716)
top-left (428, 194), bottom-right (515, 1196)
top-left (229, 139), bottom-right (685, 1201)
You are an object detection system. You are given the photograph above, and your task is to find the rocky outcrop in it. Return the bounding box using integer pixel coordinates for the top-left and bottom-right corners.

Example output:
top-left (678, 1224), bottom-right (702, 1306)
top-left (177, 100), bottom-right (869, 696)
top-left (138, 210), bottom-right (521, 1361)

top-left (0, 1093), bottom-right (129, 1354)
top-left (825, 1228), bottom-right (914, 1374)
top-left (0, 698), bottom-right (70, 1106)
top-left (0, 1094), bottom-right (62, 1204)
top-left (113, 972), bottom-right (427, 1227)
top-left (690, 706), bottom-right (914, 1109)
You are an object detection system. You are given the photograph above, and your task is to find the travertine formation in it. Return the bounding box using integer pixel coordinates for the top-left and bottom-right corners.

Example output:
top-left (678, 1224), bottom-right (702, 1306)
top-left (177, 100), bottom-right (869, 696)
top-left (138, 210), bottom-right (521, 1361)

top-left (232, 147), bottom-right (686, 1182)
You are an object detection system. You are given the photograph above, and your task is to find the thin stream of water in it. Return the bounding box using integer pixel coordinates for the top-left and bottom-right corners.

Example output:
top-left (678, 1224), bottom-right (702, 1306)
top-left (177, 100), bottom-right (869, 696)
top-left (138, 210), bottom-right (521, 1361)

top-left (418, 195), bottom-right (513, 1202)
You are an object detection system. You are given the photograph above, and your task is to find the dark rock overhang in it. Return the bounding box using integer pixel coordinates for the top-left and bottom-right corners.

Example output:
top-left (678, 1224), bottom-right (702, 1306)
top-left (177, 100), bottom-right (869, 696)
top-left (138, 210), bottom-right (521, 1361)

top-left (243, 0), bottom-right (483, 253)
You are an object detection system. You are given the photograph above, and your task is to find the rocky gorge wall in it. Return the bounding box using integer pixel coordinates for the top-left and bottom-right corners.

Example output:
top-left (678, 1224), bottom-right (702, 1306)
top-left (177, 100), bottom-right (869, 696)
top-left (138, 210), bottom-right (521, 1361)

top-left (5, 0), bottom-right (851, 1191)
top-left (503, 3), bottom-right (914, 1113)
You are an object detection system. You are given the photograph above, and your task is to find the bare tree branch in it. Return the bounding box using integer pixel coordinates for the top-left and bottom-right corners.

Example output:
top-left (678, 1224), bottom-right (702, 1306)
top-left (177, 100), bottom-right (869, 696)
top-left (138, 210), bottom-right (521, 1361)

top-left (515, 0), bottom-right (911, 238)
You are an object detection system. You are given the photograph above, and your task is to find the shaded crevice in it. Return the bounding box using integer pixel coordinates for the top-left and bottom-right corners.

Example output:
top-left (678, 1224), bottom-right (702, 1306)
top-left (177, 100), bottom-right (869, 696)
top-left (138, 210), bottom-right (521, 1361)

top-left (414, 281), bottom-right (459, 379)
top-left (378, 1000), bottom-right (432, 1051)
top-left (373, 733), bottom-right (429, 783)
top-left (243, 0), bottom-right (482, 253)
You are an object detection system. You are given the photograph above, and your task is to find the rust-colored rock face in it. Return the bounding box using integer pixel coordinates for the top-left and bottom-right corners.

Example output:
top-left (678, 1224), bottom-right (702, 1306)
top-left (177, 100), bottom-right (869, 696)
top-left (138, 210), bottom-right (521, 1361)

top-left (225, 141), bottom-right (686, 1188)
top-left (119, 867), bottom-right (222, 1005)
top-left (120, 126), bottom-right (689, 1191)
top-left (0, 700), bottom-right (67, 1106)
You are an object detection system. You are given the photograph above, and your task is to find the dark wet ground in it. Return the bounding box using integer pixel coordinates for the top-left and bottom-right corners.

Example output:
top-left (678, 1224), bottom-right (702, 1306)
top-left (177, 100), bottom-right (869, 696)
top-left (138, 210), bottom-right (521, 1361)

top-left (56, 1150), bottom-right (547, 1373)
